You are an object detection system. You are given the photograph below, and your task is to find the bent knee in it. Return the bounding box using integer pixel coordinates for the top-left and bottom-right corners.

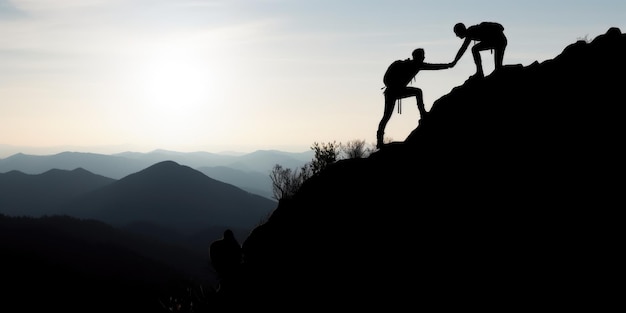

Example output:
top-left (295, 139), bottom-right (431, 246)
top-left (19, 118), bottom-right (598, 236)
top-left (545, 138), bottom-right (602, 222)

top-left (406, 87), bottom-right (422, 96)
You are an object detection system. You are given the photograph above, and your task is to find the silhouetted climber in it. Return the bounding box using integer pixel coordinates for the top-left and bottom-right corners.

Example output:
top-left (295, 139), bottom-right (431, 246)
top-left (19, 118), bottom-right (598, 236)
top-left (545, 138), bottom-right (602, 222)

top-left (377, 48), bottom-right (454, 148)
top-left (210, 229), bottom-right (242, 292)
top-left (452, 22), bottom-right (507, 79)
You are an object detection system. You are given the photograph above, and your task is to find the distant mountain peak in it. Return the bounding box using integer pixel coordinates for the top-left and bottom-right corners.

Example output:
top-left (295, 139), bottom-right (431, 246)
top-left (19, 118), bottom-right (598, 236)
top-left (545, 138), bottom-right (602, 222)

top-left (146, 159), bottom-right (180, 168)
top-left (63, 158), bottom-right (277, 235)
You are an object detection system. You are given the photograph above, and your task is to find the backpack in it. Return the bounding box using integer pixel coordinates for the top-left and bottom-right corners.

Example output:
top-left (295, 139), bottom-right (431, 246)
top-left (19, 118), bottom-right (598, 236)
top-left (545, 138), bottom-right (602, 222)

top-left (383, 58), bottom-right (417, 88)
top-left (474, 22), bottom-right (504, 36)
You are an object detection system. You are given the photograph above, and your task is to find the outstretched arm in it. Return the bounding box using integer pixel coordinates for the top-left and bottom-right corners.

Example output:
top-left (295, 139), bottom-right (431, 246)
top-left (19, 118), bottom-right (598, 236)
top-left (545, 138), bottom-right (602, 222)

top-left (421, 62), bottom-right (454, 70)
top-left (453, 38), bottom-right (471, 64)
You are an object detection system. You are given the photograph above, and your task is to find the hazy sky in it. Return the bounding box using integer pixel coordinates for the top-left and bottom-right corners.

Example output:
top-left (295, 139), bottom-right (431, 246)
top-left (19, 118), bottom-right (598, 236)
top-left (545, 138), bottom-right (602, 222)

top-left (1, 0), bottom-right (624, 157)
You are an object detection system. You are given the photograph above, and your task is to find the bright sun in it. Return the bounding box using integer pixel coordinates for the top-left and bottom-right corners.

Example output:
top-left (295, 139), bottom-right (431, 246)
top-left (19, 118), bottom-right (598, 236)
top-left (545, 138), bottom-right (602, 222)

top-left (141, 46), bottom-right (215, 114)
top-left (127, 43), bottom-right (228, 145)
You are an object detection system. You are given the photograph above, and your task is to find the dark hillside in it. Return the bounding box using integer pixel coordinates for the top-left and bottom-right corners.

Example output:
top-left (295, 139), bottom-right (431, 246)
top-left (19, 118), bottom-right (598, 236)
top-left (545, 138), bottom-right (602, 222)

top-left (0, 214), bottom-right (213, 313)
top-left (229, 27), bottom-right (625, 311)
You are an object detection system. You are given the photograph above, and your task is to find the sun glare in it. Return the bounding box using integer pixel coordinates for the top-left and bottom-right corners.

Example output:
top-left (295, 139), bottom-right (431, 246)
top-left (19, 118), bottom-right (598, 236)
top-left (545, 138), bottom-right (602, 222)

top-left (125, 42), bottom-right (231, 145)
top-left (140, 46), bottom-right (215, 113)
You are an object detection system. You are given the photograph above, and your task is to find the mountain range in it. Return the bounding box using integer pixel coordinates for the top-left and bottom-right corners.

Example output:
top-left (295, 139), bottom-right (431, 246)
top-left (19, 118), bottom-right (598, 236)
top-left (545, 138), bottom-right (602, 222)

top-left (0, 167), bottom-right (115, 216)
top-left (3, 26), bottom-right (623, 313)
top-left (0, 148), bottom-right (314, 199)
top-left (0, 160), bottom-right (277, 242)
top-left (0, 158), bottom-right (281, 311)
top-left (63, 160), bottom-right (277, 235)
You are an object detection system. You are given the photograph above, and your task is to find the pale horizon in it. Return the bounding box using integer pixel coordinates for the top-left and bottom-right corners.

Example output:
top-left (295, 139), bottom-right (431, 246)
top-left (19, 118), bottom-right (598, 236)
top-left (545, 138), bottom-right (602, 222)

top-left (2, 1), bottom-right (624, 158)
top-left (0, 142), bottom-right (313, 158)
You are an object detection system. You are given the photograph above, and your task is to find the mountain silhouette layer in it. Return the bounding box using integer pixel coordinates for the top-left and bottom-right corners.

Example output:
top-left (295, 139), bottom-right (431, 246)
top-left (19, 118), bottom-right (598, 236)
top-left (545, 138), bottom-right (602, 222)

top-left (0, 149), bottom-right (313, 180)
top-left (63, 160), bottom-right (277, 235)
top-left (227, 27), bottom-right (625, 311)
top-left (0, 168), bottom-right (115, 215)
top-left (0, 149), bottom-right (313, 199)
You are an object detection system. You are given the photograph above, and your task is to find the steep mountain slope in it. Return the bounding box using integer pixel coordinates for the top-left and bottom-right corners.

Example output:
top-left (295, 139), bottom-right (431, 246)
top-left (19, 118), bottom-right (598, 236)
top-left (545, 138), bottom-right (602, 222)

top-left (64, 160), bottom-right (277, 235)
top-left (229, 28), bottom-right (625, 311)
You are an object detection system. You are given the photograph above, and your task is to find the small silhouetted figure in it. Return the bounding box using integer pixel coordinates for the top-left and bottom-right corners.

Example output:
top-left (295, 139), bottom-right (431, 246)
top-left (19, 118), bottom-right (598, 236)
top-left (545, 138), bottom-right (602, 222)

top-left (377, 48), bottom-right (453, 148)
top-left (210, 229), bottom-right (242, 292)
top-left (452, 22), bottom-right (507, 79)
